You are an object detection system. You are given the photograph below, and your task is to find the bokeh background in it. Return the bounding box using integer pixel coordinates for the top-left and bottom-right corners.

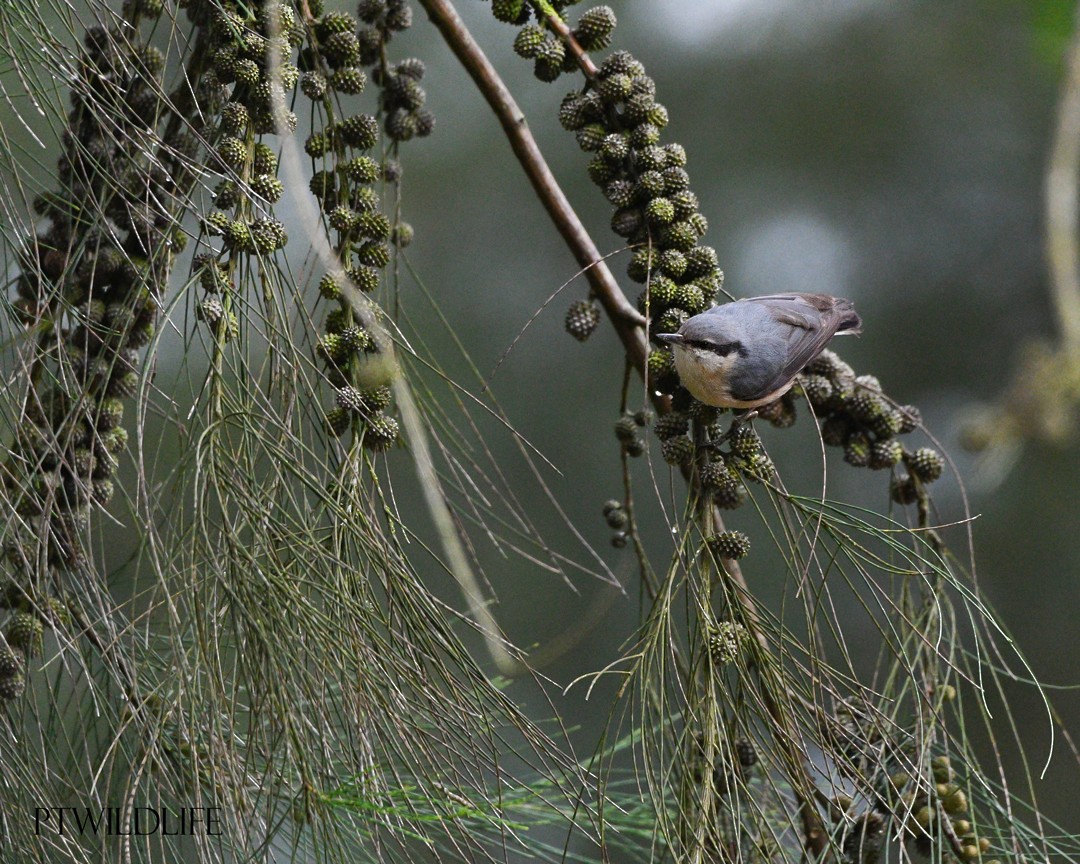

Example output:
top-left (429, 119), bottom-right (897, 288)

top-left (374, 0), bottom-right (1080, 835)
top-left (3, 0), bottom-right (1079, 851)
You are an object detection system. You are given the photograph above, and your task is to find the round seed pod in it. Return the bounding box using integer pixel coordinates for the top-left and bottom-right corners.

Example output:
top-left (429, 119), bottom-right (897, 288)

top-left (309, 170), bottom-right (335, 203)
top-left (565, 299), bottom-right (601, 342)
top-left (316, 10), bottom-right (356, 36)
top-left (708, 621), bottom-right (746, 664)
top-left (250, 174), bottom-right (284, 203)
top-left (391, 222), bottom-right (414, 248)
top-left (252, 144), bottom-right (278, 175)
top-left (575, 123), bottom-right (607, 152)
top-left (106, 371), bottom-right (139, 399)
top-left (662, 221), bottom-right (698, 252)
top-left (735, 737), bottom-right (757, 767)
top-left (491, 0), bottom-right (527, 24)
top-left (657, 308), bottom-right (689, 334)
top-left (558, 92), bottom-right (590, 131)
top-left (359, 386), bottom-right (392, 413)
top-left (340, 114), bottom-right (379, 149)
top-left (513, 24), bottom-right (545, 58)
top-left (94, 398), bottom-right (124, 431)
top-left (340, 326), bottom-right (375, 353)
top-left (0, 646), bottom-right (24, 700)
top-left (6, 613), bottom-right (43, 657)
top-left (896, 404), bottom-right (921, 434)
top-left (329, 206), bottom-right (358, 233)
top-left (217, 136), bottom-right (247, 169)
top-left (605, 506), bottom-right (628, 530)
top-left (385, 0), bottom-right (412, 31)
top-left (890, 474), bottom-right (918, 506)
top-left (908, 447), bottom-right (944, 483)
top-left (363, 413), bottom-right (399, 451)
top-left (358, 212), bottom-right (391, 240)
top-left (323, 30), bottom-right (360, 67)
top-left (673, 283), bottom-right (705, 314)
top-left (671, 190), bottom-right (699, 220)
top-left (220, 101), bottom-right (249, 134)
top-left (843, 430), bottom-right (871, 468)
top-left (598, 50), bottom-right (635, 77)
top-left (325, 407), bottom-right (351, 437)
top-left (653, 411), bottom-right (688, 441)
top-left (869, 438), bottom-right (903, 470)
top-left (597, 71), bottom-right (631, 104)
top-left (799, 374), bottom-right (833, 409)
top-left (706, 530), bottom-right (750, 560)
top-left (340, 158), bottom-right (378, 185)
top-left (301, 71), bottom-right (328, 99)
top-left (645, 197), bottom-right (675, 225)
top-left (349, 265), bottom-right (381, 294)
top-left (661, 436), bottom-right (694, 465)
top-left (250, 218), bottom-right (288, 253)
top-left (613, 206), bottom-right (643, 237)
top-left (643, 349), bottom-right (669, 380)
top-left (357, 0), bottom-right (387, 22)
top-left (336, 386), bottom-right (365, 413)
top-left (357, 241), bottom-right (390, 268)
top-left (316, 333), bottom-right (347, 364)
top-left (198, 296), bottom-right (224, 326)
top-left (729, 425), bottom-right (762, 459)
top-left (573, 6), bottom-right (616, 51)
top-left (331, 67), bottom-right (367, 94)
top-left (604, 179), bottom-right (635, 208)
top-left (533, 38), bottom-right (565, 82)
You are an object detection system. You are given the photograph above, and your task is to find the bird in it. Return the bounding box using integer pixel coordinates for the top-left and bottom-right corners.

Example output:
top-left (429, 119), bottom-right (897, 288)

top-left (655, 293), bottom-right (861, 409)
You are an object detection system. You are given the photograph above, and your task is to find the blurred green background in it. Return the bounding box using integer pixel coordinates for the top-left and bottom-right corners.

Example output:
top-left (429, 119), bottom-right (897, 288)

top-left (6, 0), bottom-right (1080, 850)
top-left (374, 0), bottom-right (1080, 835)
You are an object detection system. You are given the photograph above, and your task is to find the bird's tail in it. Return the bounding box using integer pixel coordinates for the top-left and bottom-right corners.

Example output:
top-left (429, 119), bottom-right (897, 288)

top-left (834, 298), bottom-right (862, 336)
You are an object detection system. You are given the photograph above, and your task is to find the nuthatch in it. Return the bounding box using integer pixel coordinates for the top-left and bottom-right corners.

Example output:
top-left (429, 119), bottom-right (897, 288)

top-left (656, 293), bottom-right (861, 409)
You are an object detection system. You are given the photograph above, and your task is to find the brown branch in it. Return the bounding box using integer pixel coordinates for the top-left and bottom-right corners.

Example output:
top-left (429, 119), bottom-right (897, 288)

top-left (416, 0), bottom-right (648, 365)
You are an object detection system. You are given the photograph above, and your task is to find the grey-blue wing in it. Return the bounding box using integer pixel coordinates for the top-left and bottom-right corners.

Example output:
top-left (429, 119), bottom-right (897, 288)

top-left (726, 294), bottom-right (852, 402)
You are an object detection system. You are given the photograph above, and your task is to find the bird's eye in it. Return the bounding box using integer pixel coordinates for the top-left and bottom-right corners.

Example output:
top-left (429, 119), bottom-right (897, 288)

top-left (687, 339), bottom-right (730, 356)
top-left (705, 341), bottom-right (738, 357)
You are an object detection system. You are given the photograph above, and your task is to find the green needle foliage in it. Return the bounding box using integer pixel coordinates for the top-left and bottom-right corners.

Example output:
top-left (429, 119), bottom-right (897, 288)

top-left (0, 0), bottom-right (1076, 863)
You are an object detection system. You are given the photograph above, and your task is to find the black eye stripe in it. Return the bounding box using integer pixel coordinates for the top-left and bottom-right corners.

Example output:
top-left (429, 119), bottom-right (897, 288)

top-left (687, 339), bottom-right (742, 357)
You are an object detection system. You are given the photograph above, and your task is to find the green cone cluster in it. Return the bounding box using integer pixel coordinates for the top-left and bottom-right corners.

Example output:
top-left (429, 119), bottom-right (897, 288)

top-left (506, 3), bottom-right (616, 81)
top-left (705, 530), bottom-right (750, 560)
top-left (563, 48), bottom-right (721, 371)
top-left (601, 499), bottom-right (630, 547)
top-left (0, 588), bottom-right (72, 702)
top-left (662, 420), bottom-right (772, 517)
top-left (793, 350), bottom-right (944, 504)
top-left (3, 6), bottom-right (194, 578)
top-left (565, 298), bottom-right (601, 341)
top-left (194, 1), bottom-right (302, 345)
top-left (0, 645), bottom-right (25, 701)
top-left (823, 699), bottom-right (993, 864)
top-left (496, 6), bottom-right (694, 352)
top-left (303, 2), bottom-right (429, 450)
top-left (612, 409), bottom-right (649, 458)
top-left (707, 620), bottom-right (747, 665)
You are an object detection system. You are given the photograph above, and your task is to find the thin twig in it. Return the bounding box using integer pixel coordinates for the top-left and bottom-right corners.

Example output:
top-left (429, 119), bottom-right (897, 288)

top-left (416, 0), bottom-right (648, 364)
top-left (1046, 0), bottom-right (1080, 351)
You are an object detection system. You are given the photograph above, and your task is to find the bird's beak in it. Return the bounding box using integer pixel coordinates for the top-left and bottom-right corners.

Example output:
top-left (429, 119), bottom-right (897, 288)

top-left (655, 333), bottom-right (682, 345)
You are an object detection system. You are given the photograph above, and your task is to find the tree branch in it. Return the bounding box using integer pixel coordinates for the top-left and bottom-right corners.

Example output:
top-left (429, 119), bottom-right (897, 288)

top-left (416, 0), bottom-right (648, 363)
